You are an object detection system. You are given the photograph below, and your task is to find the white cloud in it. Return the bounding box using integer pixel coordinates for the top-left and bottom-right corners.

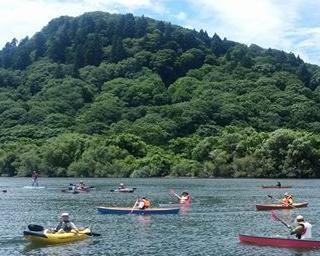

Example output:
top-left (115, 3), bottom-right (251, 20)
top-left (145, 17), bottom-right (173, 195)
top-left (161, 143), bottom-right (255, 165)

top-left (183, 0), bottom-right (320, 64)
top-left (0, 0), bottom-right (166, 47)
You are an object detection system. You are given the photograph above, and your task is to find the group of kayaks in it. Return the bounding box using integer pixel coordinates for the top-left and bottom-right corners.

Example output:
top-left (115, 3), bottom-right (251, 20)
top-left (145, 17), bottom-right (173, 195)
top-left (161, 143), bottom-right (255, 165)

top-left (239, 184), bottom-right (319, 249)
top-left (23, 185), bottom-right (186, 246)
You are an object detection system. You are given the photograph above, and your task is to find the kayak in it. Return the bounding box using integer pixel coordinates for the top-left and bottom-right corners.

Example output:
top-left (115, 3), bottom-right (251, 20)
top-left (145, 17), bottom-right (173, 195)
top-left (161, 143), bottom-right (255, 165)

top-left (159, 203), bottom-right (182, 208)
top-left (23, 186), bottom-right (46, 189)
top-left (262, 186), bottom-right (292, 189)
top-left (23, 228), bottom-right (91, 244)
top-left (256, 202), bottom-right (308, 211)
top-left (110, 188), bottom-right (136, 193)
top-left (239, 234), bottom-right (320, 248)
top-left (97, 207), bottom-right (180, 215)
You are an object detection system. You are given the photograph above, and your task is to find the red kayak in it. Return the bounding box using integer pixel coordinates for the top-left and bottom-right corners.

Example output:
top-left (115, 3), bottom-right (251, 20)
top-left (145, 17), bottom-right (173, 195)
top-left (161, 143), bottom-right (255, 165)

top-left (239, 234), bottom-right (320, 248)
top-left (262, 186), bottom-right (292, 189)
top-left (256, 202), bottom-right (308, 211)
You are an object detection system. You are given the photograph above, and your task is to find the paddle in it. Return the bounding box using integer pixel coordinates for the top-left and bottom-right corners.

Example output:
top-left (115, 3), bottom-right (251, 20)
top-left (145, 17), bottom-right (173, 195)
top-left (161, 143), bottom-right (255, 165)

top-left (271, 211), bottom-right (291, 229)
top-left (169, 189), bottom-right (181, 200)
top-left (129, 198), bottom-right (139, 214)
top-left (28, 224), bottom-right (101, 236)
top-left (267, 195), bottom-right (296, 208)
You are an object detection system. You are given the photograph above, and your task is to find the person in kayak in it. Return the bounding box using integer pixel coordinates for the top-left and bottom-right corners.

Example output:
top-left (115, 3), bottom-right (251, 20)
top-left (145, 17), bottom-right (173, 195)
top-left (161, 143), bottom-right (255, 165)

top-left (290, 215), bottom-right (312, 239)
top-left (54, 213), bottom-right (79, 233)
top-left (282, 192), bottom-right (293, 206)
top-left (32, 171), bottom-right (39, 187)
top-left (179, 192), bottom-right (191, 204)
top-left (138, 197), bottom-right (151, 209)
top-left (118, 183), bottom-right (126, 189)
top-left (77, 180), bottom-right (86, 190)
top-left (276, 181), bottom-right (281, 187)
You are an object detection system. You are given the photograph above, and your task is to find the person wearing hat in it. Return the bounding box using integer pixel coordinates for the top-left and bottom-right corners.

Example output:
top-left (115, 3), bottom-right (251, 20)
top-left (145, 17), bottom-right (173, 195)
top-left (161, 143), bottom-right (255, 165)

top-left (54, 213), bottom-right (79, 233)
top-left (118, 183), bottom-right (126, 189)
top-left (290, 215), bottom-right (312, 239)
top-left (138, 197), bottom-right (151, 209)
top-left (282, 192), bottom-right (293, 206)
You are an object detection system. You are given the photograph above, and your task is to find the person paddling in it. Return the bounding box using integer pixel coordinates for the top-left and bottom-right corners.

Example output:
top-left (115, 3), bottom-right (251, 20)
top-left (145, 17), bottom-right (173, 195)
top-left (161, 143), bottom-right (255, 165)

top-left (282, 192), bottom-right (293, 206)
top-left (137, 197), bottom-right (151, 209)
top-left (276, 181), bottom-right (281, 187)
top-left (171, 191), bottom-right (191, 204)
top-left (290, 215), bottom-right (312, 239)
top-left (54, 213), bottom-right (79, 233)
top-left (179, 192), bottom-right (191, 204)
top-left (118, 183), bottom-right (126, 189)
top-left (32, 171), bottom-right (39, 187)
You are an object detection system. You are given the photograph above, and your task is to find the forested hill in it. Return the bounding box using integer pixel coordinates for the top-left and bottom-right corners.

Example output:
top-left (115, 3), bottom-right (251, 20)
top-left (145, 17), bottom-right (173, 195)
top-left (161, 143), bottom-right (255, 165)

top-left (0, 12), bottom-right (320, 178)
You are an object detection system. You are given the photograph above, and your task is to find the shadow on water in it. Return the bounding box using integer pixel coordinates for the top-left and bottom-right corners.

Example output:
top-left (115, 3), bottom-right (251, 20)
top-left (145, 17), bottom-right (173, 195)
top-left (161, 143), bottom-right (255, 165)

top-left (22, 239), bottom-right (100, 254)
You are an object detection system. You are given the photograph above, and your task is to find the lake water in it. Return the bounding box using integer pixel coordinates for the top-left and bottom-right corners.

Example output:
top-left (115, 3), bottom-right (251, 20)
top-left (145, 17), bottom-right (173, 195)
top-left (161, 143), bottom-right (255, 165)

top-left (0, 177), bottom-right (319, 256)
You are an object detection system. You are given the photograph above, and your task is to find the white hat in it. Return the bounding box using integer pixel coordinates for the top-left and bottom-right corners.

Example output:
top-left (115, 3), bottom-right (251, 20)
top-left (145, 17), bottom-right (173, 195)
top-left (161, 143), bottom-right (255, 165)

top-left (61, 212), bottom-right (69, 217)
top-left (296, 215), bottom-right (304, 221)
top-left (284, 192), bottom-right (289, 196)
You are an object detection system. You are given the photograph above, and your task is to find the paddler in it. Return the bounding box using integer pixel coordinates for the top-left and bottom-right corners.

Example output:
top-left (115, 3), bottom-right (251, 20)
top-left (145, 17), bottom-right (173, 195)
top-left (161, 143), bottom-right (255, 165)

top-left (118, 183), bottom-right (126, 189)
top-left (282, 192), bottom-right (293, 206)
top-left (290, 215), bottom-right (312, 239)
top-left (138, 197), bottom-right (151, 209)
top-left (54, 213), bottom-right (79, 233)
top-left (31, 171), bottom-right (39, 187)
top-left (179, 192), bottom-right (191, 204)
top-left (276, 181), bottom-right (281, 187)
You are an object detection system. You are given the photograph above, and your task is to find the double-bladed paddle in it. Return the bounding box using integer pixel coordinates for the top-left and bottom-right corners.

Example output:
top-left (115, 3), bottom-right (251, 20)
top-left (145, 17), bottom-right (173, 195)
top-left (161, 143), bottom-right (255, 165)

top-left (270, 211), bottom-right (291, 229)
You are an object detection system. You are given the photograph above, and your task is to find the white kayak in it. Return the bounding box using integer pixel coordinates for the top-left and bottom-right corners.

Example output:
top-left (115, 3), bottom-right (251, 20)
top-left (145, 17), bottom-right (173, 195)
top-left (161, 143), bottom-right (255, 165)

top-left (23, 186), bottom-right (46, 189)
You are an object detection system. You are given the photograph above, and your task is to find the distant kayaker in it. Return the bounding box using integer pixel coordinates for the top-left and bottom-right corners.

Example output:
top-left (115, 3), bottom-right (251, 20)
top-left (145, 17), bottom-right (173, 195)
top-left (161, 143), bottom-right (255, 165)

top-left (77, 180), bottom-right (86, 190)
top-left (54, 213), bottom-right (79, 233)
top-left (118, 183), bottom-right (126, 189)
top-left (282, 192), bottom-right (293, 206)
top-left (32, 171), bottom-right (39, 187)
top-left (276, 181), bottom-right (281, 187)
top-left (138, 197), bottom-right (151, 209)
top-left (179, 192), bottom-right (191, 204)
top-left (290, 215), bottom-right (312, 239)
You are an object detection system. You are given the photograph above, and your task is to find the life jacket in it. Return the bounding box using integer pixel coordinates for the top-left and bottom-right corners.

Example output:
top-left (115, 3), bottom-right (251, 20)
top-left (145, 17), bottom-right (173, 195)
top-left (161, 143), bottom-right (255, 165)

top-left (282, 196), bottom-right (293, 206)
top-left (57, 220), bottom-right (73, 232)
top-left (142, 199), bottom-right (151, 209)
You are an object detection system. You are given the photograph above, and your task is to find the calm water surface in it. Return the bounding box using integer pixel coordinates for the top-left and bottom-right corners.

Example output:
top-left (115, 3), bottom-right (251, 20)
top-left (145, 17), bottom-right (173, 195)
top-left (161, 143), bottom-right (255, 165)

top-left (0, 178), bottom-right (320, 256)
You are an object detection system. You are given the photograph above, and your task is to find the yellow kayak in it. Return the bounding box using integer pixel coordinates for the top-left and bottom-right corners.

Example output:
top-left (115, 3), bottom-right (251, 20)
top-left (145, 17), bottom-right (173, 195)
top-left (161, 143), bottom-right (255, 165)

top-left (23, 228), bottom-right (91, 244)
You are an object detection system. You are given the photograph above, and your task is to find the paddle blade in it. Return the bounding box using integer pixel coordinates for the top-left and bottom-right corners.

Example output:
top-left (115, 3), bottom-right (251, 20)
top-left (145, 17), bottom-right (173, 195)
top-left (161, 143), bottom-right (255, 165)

top-left (28, 224), bottom-right (44, 232)
top-left (87, 232), bottom-right (101, 237)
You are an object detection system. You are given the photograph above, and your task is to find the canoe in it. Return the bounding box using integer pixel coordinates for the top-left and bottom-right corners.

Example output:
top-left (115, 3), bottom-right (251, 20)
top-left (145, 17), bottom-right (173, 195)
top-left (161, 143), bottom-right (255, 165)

top-left (256, 202), bottom-right (308, 211)
top-left (23, 186), bottom-right (46, 189)
top-left (262, 186), bottom-right (292, 189)
top-left (110, 188), bottom-right (136, 193)
top-left (239, 234), bottom-right (320, 248)
top-left (23, 228), bottom-right (91, 244)
top-left (97, 206), bottom-right (180, 215)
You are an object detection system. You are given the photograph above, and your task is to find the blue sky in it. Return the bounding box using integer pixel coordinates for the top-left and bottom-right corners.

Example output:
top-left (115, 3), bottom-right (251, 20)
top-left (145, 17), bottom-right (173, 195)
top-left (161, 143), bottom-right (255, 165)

top-left (1, 0), bottom-right (320, 65)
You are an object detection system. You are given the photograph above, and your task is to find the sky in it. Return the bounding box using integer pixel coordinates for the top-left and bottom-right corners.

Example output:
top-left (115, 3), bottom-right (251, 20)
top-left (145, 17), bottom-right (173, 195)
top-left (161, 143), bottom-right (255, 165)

top-left (1, 0), bottom-right (320, 65)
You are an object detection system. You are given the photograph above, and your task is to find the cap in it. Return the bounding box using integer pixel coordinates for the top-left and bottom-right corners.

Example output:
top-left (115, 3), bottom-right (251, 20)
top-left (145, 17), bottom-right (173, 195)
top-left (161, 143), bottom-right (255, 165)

top-left (120, 183), bottom-right (124, 186)
top-left (284, 192), bottom-right (289, 196)
top-left (296, 215), bottom-right (304, 222)
top-left (61, 213), bottom-right (69, 217)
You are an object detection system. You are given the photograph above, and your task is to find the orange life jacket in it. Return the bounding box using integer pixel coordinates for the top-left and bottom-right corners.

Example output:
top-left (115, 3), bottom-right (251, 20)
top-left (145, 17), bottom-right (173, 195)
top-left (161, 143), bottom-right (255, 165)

top-left (142, 199), bottom-right (151, 208)
top-left (282, 196), bottom-right (293, 206)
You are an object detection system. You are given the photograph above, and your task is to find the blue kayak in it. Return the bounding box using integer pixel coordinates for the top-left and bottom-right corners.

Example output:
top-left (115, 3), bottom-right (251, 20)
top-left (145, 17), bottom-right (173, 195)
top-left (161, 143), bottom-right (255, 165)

top-left (97, 207), bottom-right (180, 215)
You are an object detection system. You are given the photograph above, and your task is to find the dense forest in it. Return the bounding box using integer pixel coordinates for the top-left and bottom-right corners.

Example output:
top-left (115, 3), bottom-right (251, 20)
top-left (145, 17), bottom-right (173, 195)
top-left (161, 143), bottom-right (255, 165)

top-left (0, 11), bottom-right (320, 178)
